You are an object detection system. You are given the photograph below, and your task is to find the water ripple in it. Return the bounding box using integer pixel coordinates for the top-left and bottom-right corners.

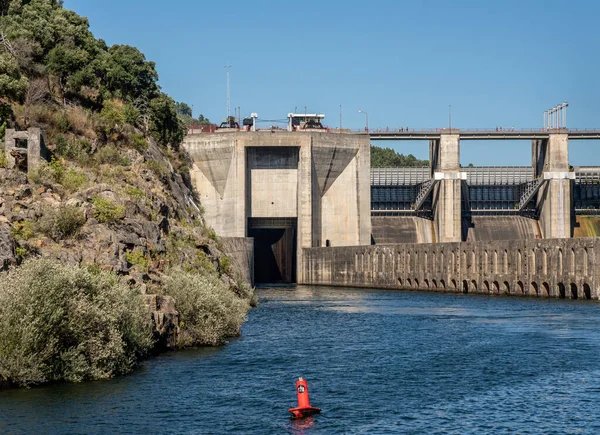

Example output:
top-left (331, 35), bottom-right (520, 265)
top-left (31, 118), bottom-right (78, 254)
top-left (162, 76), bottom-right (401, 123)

top-left (1, 286), bottom-right (600, 434)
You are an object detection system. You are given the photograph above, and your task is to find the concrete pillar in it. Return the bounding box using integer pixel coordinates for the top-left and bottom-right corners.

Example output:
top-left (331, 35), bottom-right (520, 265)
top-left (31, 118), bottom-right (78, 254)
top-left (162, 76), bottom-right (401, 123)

top-left (4, 129), bottom-right (16, 169)
top-left (533, 133), bottom-right (574, 238)
top-left (356, 137), bottom-right (372, 245)
top-left (235, 135), bottom-right (246, 237)
top-left (431, 133), bottom-right (464, 243)
top-left (297, 137), bottom-right (313, 283)
top-left (26, 128), bottom-right (43, 175)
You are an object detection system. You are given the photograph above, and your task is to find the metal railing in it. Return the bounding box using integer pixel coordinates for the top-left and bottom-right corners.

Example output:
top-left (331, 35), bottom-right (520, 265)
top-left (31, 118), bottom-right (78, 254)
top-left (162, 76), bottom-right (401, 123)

top-left (412, 179), bottom-right (437, 210)
top-left (518, 178), bottom-right (546, 211)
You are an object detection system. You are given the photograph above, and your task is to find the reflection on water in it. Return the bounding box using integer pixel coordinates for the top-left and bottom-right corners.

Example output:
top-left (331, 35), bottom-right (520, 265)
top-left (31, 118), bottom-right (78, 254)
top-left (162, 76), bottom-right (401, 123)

top-left (2, 285), bottom-right (600, 434)
top-left (289, 415), bottom-right (316, 433)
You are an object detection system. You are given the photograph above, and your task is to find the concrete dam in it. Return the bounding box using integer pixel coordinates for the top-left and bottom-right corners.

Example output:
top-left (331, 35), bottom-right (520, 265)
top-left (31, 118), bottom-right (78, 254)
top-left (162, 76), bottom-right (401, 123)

top-left (183, 128), bottom-right (600, 299)
top-left (183, 131), bottom-right (371, 284)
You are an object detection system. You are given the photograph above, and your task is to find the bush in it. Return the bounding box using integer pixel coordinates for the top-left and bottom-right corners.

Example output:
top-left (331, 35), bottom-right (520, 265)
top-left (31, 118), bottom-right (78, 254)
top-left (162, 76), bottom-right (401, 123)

top-left (56, 112), bottom-right (70, 133)
top-left (128, 133), bottom-right (147, 153)
top-left (92, 196), bottom-right (125, 223)
top-left (0, 148), bottom-right (7, 168)
top-left (125, 186), bottom-right (145, 201)
top-left (61, 168), bottom-right (87, 192)
top-left (11, 220), bottom-right (35, 241)
top-left (146, 160), bottom-right (168, 179)
top-left (125, 248), bottom-right (149, 271)
top-left (123, 104), bottom-right (140, 126)
top-left (38, 205), bottom-right (86, 241)
top-left (55, 134), bottom-right (91, 162)
top-left (95, 144), bottom-right (130, 166)
top-left (0, 258), bottom-right (153, 386)
top-left (98, 99), bottom-right (127, 138)
top-left (28, 157), bottom-right (64, 185)
top-left (218, 256), bottom-right (231, 275)
top-left (163, 268), bottom-right (251, 347)
top-left (0, 121), bottom-right (6, 143)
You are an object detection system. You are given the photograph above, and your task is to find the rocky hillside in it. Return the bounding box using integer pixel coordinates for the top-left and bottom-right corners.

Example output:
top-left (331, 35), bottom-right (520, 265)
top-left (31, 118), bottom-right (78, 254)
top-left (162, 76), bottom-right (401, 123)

top-left (0, 1), bottom-right (258, 388)
top-left (1, 129), bottom-right (254, 347)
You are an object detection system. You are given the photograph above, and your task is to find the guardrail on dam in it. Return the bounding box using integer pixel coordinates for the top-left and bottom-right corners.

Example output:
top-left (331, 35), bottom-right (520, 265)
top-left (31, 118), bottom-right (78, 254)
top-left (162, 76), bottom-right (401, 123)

top-left (302, 237), bottom-right (600, 300)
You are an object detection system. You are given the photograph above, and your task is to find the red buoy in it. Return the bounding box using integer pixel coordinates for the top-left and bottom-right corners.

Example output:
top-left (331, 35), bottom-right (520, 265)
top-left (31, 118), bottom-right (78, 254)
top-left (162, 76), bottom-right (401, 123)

top-left (288, 377), bottom-right (321, 419)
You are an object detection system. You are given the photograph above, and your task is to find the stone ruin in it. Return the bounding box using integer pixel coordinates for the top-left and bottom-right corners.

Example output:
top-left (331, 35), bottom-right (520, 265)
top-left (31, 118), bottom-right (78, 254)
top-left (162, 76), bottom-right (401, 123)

top-left (3, 128), bottom-right (48, 175)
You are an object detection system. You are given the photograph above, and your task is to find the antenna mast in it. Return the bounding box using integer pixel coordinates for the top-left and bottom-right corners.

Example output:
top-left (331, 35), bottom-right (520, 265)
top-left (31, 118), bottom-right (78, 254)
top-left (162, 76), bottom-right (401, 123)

top-left (225, 62), bottom-right (232, 122)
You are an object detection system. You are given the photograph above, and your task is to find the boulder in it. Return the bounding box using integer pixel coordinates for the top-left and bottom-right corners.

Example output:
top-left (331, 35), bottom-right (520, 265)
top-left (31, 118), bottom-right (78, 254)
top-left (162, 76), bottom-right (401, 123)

top-left (145, 294), bottom-right (180, 351)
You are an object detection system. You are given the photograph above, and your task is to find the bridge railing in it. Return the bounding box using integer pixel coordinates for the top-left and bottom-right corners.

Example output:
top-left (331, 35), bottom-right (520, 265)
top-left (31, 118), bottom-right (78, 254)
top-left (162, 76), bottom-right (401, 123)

top-left (345, 128), bottom-right (600, 134)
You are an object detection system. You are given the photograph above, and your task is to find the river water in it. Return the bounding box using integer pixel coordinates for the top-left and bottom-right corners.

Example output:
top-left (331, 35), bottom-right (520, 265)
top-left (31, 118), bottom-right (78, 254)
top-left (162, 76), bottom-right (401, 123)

top-left (2, 286), bottom-right (600, 434)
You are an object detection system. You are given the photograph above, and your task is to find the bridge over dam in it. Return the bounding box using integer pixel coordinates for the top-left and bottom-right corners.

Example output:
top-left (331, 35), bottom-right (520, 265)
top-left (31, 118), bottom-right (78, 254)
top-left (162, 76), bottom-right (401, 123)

top-left (182, 128), bottom-right (600, 297)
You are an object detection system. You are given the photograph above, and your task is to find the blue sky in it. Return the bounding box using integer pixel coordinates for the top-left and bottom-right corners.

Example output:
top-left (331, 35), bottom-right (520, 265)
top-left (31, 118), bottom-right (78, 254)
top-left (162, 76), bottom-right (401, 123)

top-left (65, 0), bottom-right (600, 166)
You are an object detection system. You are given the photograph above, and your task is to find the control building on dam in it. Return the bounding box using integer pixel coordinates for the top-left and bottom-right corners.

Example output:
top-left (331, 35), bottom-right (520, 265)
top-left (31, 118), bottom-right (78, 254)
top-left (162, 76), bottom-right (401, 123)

top-left (183, 127), bottom-right (600, 297)
top-left (182, 131), bottom-right (371, 284)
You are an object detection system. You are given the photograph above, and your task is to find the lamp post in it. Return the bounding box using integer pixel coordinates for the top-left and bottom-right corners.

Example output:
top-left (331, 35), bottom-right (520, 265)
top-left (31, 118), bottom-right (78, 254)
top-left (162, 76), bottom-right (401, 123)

top-left (543, 111), bottom-right (547, 129)
top-left (358, 110), bottom-right (368, 132)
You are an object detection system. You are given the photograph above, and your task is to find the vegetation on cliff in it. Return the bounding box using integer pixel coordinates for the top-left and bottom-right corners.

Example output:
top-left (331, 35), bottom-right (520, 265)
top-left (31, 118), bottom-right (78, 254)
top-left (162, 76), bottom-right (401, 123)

top-left (371, 145), bottom-right (428, 168)
top-left (0, 258), bottom-right (153, 387)
top-left (0, 1), bottom-right (255, 387)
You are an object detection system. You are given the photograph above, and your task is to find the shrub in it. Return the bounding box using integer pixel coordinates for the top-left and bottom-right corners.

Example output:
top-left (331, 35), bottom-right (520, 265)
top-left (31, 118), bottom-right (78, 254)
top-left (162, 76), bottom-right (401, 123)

top-left (65, 106), bottom-right (96, 139)
top-left (0, 121), bottom-right (6, 143)
top-left (55, 135), bottom-right (91, 162)
top-left (98, 99), bottom-right (127, 137)
top-left (125, 186), bottom-right (145, 201)
top-left (0, 258), bottom-right (153, 386)
top-left (37, 205), bottom-right (86, 241)
top-left (0, 148), bottom-right (7, 168)
top-left (128, 133), bottom-right (147, 153)
top-left (163, 268), bottom-right (251, 347)
top-left (218, 256), bottom-right (231, 276)
top-left (11, 220), bottom-right (35, 241)
top-left (28, 158), bottom-right (64, 185)
top-left (207, 227), bottom-right (218, 241)
top-left (56, 112), bottom-right (70, 133)
top-left (61, 168), bottom-right (87, 192)
top-left (15, 246), bottom-right (28, 261)
top-left (125, 248), bottom-right (149, 271)
top-left (123, 104), bottom-right (140, 126)
top-left (95, 144), bottom-right (130, 166)
top-left (92, 196), bottom-right (125, 223)
top-left (146, 160), bottom-right (168, 179)
top-left (193, 250), bottom-right (216, 273)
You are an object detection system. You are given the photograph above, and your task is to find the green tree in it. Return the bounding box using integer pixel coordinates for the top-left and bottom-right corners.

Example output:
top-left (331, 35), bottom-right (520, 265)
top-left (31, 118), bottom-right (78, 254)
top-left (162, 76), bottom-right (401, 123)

top-left (0, 51), bottom-right (28, 101)
top-left (197, 114), bottom-right (210, 125)
top-left (371, 146), bottom-right (429, 168)
top-left (175, 101), bottom-right (192, 117)
top-left (45, 44), bottom-right (89, 99)
top-left (149, 93), bottom-right (185, 150)
top-left (100, 44), bottom-right (159, 103)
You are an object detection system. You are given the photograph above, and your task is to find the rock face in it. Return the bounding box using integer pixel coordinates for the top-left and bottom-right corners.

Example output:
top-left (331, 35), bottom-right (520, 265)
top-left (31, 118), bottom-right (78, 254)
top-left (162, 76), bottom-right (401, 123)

top-left (145, 294), bottom-right (179, 351)
top-left (0, 139), bottom-right (249, 350)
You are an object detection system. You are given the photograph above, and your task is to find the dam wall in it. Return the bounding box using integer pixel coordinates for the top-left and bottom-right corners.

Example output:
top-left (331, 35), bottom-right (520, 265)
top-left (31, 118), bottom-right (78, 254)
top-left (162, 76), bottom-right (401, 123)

top-left (220, 237), bottom-right (254, 287)
top-left (371, 216), bottom-right (435, 244)
top-left (372, 216), bottom-right (542, 244)
top-left (302, 237), bottom-right (600, 300)
top-left (466, 216), bottom-right (541, 241)
top-left (574, 216), bottom-right (600, 238)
